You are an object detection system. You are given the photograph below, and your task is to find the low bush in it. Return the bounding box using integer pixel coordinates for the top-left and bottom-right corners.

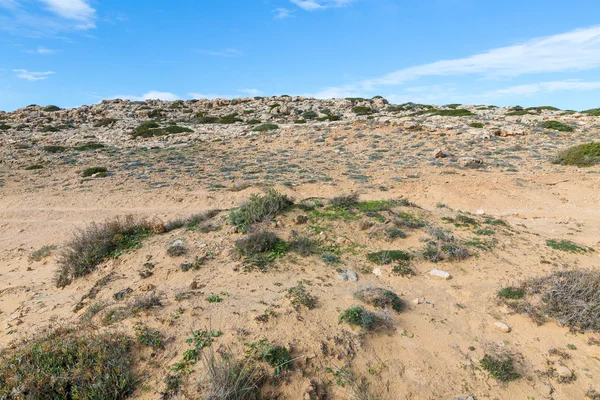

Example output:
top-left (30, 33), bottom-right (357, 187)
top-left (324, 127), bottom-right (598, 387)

top-left (367, 250), bottom-right (411, 265)
top-left (229, 189), bottom-right (293, 231)
top-left (546, 239), bottom-right (593, 253)
top-left (422, 226), bottom-right (469, 262)
top-left (433, 109), bottom-right (474, 117)
top-left (287, 281), bottom-right (317, 310)
top-left (339, 306), bottom-right (377, 330)
top-left (74, 142), bottom-right (105, 151)
top-left (235, 231), bottom-right (281, 257)
top-left (82, 166), bottom-right (108, 177)
top-left (201, 351), bottom-right (264, 400)
top-left (56, 216), bottom-right (159, 287)
top-left (354, 287), bottom-right (404, 312)
top-left (252, 123), bottom-right (279, 132)
top-left (93, 118), bottom-right (117, 127)
top-left (352, 106), bottom-right (373, 115)
top-left (0, 328), bottom-right (136, 399)
top-left (43, 105), bottom-right (61, 112)
top-left (541, 120), bottom-right (573, 132)
top-left (330, 193), bottom-right (360, 208)
top-left (43, 145), bottom-right (67, 153)
top-left (498, 286), bottom-right (525, 300)
top-left (555, 142), bottom-right (600, 167)
top-left (480, 351), bottom-right (520, 382)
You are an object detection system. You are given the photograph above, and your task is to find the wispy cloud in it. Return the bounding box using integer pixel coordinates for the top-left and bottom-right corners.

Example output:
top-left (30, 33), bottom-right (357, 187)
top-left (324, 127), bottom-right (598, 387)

top-left (273, 8), bottom-right (292, 19)
top-left (314, 25), bottom-right (600, 98)
top-left (26, 46), bottom-right (57, 55)
top-left (0, 0), bottom-right (96, 35)
top-left (110, 91), bottom-right (180, 101)
top-left (196, 48), bottom-right (243, 57)
top-left (13, 69), bottom-right (55, 81)
top-left (238, 88), bottom-right (263, 96)
top-left (290, 0), bottom-right (355, 11)
top-left (489, 80), bottom-right (600, 96)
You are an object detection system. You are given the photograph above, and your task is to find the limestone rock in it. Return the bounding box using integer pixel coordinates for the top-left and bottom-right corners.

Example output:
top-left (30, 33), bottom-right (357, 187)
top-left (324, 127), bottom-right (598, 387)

top-left (429, 269), bottom-right (451, 280)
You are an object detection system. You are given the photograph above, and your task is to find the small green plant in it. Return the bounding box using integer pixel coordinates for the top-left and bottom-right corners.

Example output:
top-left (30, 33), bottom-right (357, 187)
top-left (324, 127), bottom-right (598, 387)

top-left (541, 120), bottom-right (573, 132)
top-left (43, 105), bottom-right (61, 112)
top-left (498, 286), bottom-right (526, 300)
top-left (352, 106), bottom-right (373, 115)
top-left (82, 166), bottom-right (108, 177)
top-left (74, 142), bottom-right (105, 151)
top-left (43, 145), bottom-right (67, 153)
top-left (582, 108), bottom-right (600, 116)
top-left (287, 281), bottom-right (317, 310)
top-left (25, 164), bottom-right (44, 170)
top-left (201, 350), bottom-right (265, 399)
top-left (252, 123), bottom-right (279, 132)
top-left (248, 118), bottom-right (261, 125)
top-left (367, 250), bottom-right (411, 265)
top-left (135, 325), bottom-right (165, 349)
top-left (93, 118), bottom-right (117, 127)
top-left (433, 109), bottom-right (474, 116)
top-left (321, 252), bottom-right (340, 264)
top-left (546, 239), bottom-right (592, 254)
top-left (29, 244), bottom-right (57, 261)
top-left (207, 294), bottom-right (222, 303)
top-left (469, 122), bottom-right (484, 128)
top-left (354, 287), bottom-right (405, 312)
top-left (246, 340), bottom-right (292, 376)
top-left (480, 353), bottom-right (520, 382)
top-left (339, 306), bottom-right (377, 330)
top-left (555, 142), bottom-right (600, 167)
top-left (392, 260), bottom-right (415, 276)
top-left (229, 189), bottom-right (293, 231)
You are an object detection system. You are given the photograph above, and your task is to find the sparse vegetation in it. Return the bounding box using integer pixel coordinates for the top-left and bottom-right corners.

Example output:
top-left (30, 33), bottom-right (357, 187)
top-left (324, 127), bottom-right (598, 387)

top-left (498, 286), bottom-right (525, 300)
top-left (354, 287), bottom-right (404, 312)
top-left (130, 121), bottom-right (193, 138)
top-left (252, 123), bottom-right (279, 132)
top-left (56, 216), bottom-right (159, 287)
top-left (135, 324), bottom-right (165, 349)
top-left (246, 340), bottom-right (292, 376)
top-left (82, 166), bottom-right (108, 177)
top-left (43, 105), bottom-right (61, 112)
top-left (287, 281), bottom-right (317, 310)
top-left (433, 109), bottom-right (474, 117)
top-left (541, 120), bottom-right (573, 132)
top-left (201, 351), bottom-right (264, 400)
top-left (422, 226), bottom-right (469, 262)
top-left (0, 328), bottom-right (136, 399)
top-left (29, 244), bottom-right (56, 261)
top-left (469, 122), bottom-right (484, 128)
top-left (339, 306), bottom-right (377, 330)
top-left (546, 239), bottom-right (593, 253)
top-left (229, 189), bottom-right (293, 231)
top-left (367, 250), bottom-right (411, 265)
top-left (74, 142), bottom-right (105, 151)
top-left (480, 350), bottom-right (520, 382)
top-left (43, 145), bottom-right (67, 153)
top-left (352, 106), bottom-right (373, 115)
top-left (555, 142), bottom-right (600, 167)
top-left (93, 118), bottom-right (117, 127)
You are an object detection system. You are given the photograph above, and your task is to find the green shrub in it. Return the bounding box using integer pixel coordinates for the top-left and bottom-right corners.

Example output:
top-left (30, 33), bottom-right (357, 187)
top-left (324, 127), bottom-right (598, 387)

top-left (93, 118), bottom-right (117, 127)
top-left (0, 123), bottom-right (10, 131)
top-left (164, 125), bottom-right (193, 134)
top-left (302, 110), bottom-right (318, 120)
top-left (0, 328), bottom-right (136, 399)
top-left (367, 250), bottom-right (410, 265)
top-left (469, 122), bottom-right (484, 128)
top-left (246, 340), bottom-right (292, 376)
top-left (197, 116), bottom-right (220, 124)
top-left (480, 353), bottom-right (520, 382)
top-left (131, 121), bottom-right (192, 138)
top-left (229, 189), bottom-right (293, 231)
top-left (582, 108), bottom-right (600, 116)
top-left (74, 142), bottom-right (105, 151)
top-left (248, 119), bottom-right (261, 125)
top-left (506, 109), bottom-right (530, 116)
top-left (541, 120), bottom-right (573, 132)
top-left (56, 216), bottom-right (157, 287)
top-left (43, 145), bottom-right (67, 153)
top-left (235, 231), bottom-right (281, 257)
top-left (29, 245), bottom-right (56, 262)
top-left (43, 105), bottom-right (61, 112)
top-left (25, 164), bottom-right (44, 170)
top-left (352, 106), bottom-right (373, 115)
top-left (220, 113), bottom-right (243, 124)
top-left (498, 286), bottom-right (525, 300)
top-left (287, 281), bottom-right (317, 310)
top-left (135, 325), bottom-right (165, 349)
top-left (354, 287), bottom-right (404, 312)
top-left (252, 123), bottom-right (279, 132)
top-left (82, 166), bottom-right (108, 177)
top-left (339, 306), bottom-right (376, 330)
top-left (546, 239), bottom-right (592, 253)
top-left (330, 193), bottom-right (360, 208)
top-left (422, 226), bottom-right (469, 262)
top-left (555, 142), bottom-right (600, 167)
top-left (433, 109), bottom-right (474, 117)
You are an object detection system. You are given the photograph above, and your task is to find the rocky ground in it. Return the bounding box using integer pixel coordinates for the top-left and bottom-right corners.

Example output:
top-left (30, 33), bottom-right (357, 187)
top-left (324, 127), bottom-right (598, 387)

top-left (0, 97), bottom-right (599, 399)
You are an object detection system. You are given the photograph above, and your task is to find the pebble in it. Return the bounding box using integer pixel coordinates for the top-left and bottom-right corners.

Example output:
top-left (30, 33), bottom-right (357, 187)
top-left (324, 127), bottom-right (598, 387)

top-left (172, 239), bottom-right (184, 246)
top-left (494, 321), bottom-right (511, 333)
top-left (373, 268), bottom-right (383, 277)
top-left (555, 365), bottom-right (572, 379)
top-left (475, 209), bottom-right (485, 215)
top-left (413, 298), bottom-right (421, 305)
top-left (429, 269), bottom-right (451, 280)
top-left (337, 270), bottom-right (358, 282)
top-left (540, 383), bottom-right (553, 397)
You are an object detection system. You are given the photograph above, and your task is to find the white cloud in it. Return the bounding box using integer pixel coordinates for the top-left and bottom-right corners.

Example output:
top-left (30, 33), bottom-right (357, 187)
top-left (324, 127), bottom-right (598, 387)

top-left (189, 92), bottom-right (235, 100)
top-left (315, 25), bottom-right (600, 97)
top-left (26, 46), bottom-right (56, 55)
top-left (13, 69), bottom-right (55, 81)
top-left (290, 0), bottom-right (354, 11)
top-left (38, 0), bottom-right (95, 27)
top-left (489, 80), bottom-right (600, 96)
top-left (273, 8), bottom-right (292, 19)
top-left (196, 48), bottom-right (243, 57)
top-left (0, 0), bottom-right (95, 34)
top-left (110, 91), bottom-right (180, 101)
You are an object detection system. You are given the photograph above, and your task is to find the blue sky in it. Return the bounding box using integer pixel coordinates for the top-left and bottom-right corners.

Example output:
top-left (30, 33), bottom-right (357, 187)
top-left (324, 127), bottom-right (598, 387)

top-left (2, 0), bottom-right (600, 111)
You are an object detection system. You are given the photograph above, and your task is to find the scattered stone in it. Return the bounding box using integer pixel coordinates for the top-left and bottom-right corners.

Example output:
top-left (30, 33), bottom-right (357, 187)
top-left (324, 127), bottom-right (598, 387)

top-left (139, 270), bottom-right (153, 279)
top-left (113, 287), bottom-right (133, 301)
top-left (413, 298), bottom-right (421, 305)
top-left (452, 396), bottom-right (474, 400)
top-left (433, 148), bottom-right (447, 158)
top-left (171, 239), bottom-right (184, 246)
top-left (338, 270), bottom-right (358, 282)
top-left (140, 284), bottom-right (155, 292)
top-left (494, 321), bottom-right (511, 333)
top-left (475, 209), bottom-right (485, 215)
top-left (295, 215), bottom-right (309, 225)
top-left (458, 157), bottom-right (483, 168)
top-left (555, 365), bottom-right (573, 379)
top-left (373, 268), bottom-right (383, 277)
top-left (540, 383), bottom-right (553, 397)
top-left (429, 269), bottom-right (451, 280)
